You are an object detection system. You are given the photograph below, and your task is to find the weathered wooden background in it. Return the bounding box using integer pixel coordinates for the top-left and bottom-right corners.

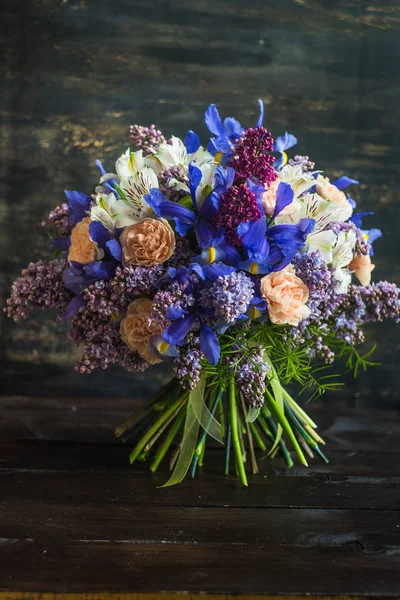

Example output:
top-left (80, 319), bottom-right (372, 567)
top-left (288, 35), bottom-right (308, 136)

top-left (1, 0), bottom-right (400, 404)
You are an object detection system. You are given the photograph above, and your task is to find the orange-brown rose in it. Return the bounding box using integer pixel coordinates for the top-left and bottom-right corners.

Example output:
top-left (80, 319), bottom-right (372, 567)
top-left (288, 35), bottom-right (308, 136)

top-left (260, 265), bottom-right (310, 326)
top-left (119, 298), bottom-right (162, 364)
top-left (315, 174), bottom-right (348, 208)
top-left (120, 218), bottom-right (175, 267)
top-left (68, 217), bottom-right (97, 265)
top-left (349, 254), bottom-right (375, 287)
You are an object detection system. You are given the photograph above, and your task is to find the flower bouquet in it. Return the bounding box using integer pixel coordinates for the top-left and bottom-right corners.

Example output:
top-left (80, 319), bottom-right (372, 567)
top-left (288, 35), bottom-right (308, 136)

top-left (6, 101), bottom-right (399, 487)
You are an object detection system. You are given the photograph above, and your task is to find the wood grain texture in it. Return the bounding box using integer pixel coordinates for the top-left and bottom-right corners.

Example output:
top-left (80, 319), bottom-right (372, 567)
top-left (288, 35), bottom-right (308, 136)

top-left (1, 0), bottom-right (400, 402)
top-left (1, 0), bottom-right (400, 597)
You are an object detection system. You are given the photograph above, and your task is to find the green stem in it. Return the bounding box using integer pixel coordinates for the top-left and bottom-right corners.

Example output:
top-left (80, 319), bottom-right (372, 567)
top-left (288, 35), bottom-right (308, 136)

top-left (129, 393), bottom-right (187, 464)
top-left (263, 413), bottom-right (294, 468)
top-left (284, 402), bottom-right (329, 464)
top-left (149, 410), bottom-right (185, 473)
top-left (224, 423), bottom-right (231, 475)
top-left (263, 390), bottom-right (308, 467)
top-left (190, 389), bottom-right (223, 478)
top-left (229, 379), bottom-right (248, 486)
top-left (249, 422), bottom-right (267, 452)
top-left (115, 378), bottom-right (179, 438)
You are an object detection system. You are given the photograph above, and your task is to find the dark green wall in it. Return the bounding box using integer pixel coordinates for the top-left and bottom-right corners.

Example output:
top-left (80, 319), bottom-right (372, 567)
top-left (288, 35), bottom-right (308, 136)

top-left (1, 0), bottom-right (399, 405)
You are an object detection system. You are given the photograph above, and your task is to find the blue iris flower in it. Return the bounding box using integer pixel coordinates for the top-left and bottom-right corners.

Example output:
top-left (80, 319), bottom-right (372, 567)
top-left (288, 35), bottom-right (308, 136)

top-left (205, 100), bottom-right (265, 163)
top-left (274, 133), bottom-right (298, 170)
top-left (63, 260), bottom-right (117, 295)
top-left (64, 190), bottom-right (92, 226)
top-left (95, 160), bottom-right (120, 198)
top-left (159, 266), bottom-right (221, 365)
top-left (237, 182), bottom-right (315, 274)
top-left (204, 104), bottom-right (244, 159)
top-left (88, 221), bottom-right (122, 262)
top-left (145, 164), bottom-right (238, 265)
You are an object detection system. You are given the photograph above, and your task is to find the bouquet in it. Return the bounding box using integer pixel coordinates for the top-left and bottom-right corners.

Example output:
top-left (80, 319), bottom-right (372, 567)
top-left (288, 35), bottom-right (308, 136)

top-left (6, 100), bottom-right (399, 487)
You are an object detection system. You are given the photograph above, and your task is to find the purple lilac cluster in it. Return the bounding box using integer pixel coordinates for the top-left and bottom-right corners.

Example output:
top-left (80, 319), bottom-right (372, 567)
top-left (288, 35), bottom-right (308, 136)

top-left (234, 345), bottom-right (270, 408)
top-left (42, 203), bottom-right (71, 236)
top-left (128, 124), bottom-right (166, 155)
top-left (172, 336), bottom-right (202, 390)
top-left (5, 260), bottom-right (72, 321)
top-left (158, 166), bottom-right (188, 202)
top-left (199, 271), bottom-right (254, 323)
top-left (291, 252), bottom-right (342, 362)
top-left (82, 264), bottom-right (165, 318)
top-left (288, 155), bottom-right (315, 172)
top-left (327, 221), bottom-right (370, 256)
top-left (212, 183), bottom-right (262, 247)
top-left (70, 309), bottom-right (147, 374)
top-left (152, 282), bottom-right (195, 328)
top-left (230, 127), bottom-right (277, 186)
top-left (331, 282), bottom-right (400, 346)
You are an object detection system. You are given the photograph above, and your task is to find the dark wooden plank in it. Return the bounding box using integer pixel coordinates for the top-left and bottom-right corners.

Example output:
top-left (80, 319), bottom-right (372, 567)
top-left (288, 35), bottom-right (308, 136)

top-left (2, 441), bottom-right (399, 477)
top-left (0, 539), bottom-right (399, 596)
top-left (0, 503), bottom-right (399, 548)
top-left (1, 394), bottom-right (399, 452)
top-left (1, 467), bottom-right (399, 510)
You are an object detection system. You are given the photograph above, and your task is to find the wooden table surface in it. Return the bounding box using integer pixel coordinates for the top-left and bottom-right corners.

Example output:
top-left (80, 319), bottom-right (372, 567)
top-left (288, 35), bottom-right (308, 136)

top-left (0, 392), bottom-right (399, 598)
top-left (1, 0), bottom-right (400, 597)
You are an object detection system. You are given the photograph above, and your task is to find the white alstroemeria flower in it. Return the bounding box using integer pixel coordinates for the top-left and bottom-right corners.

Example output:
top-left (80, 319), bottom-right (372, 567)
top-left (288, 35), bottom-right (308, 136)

top-left (332, 230), bottom-right (357, 269)
top-left (168, 161), bottom-right (216, 208)
top-left (330, 230), bottom-right (357, 294)
top-left (118, 167), bottom-right (158, 219)
top-left (150, 136), bottom-right (215, 174)
top-left (332, 267), bottom-right (352, 294)
top-left (278, 164), bottom-right (317, 198)
top-left (100, 149), bottom-right (159, 220)
top-left (90, 193), bottom-right (142, 230)
top-left (276, 192), bottom-right (345, 263)
top-left (277, 192), bottom-right (350, 233)
top-left (306, 230), bottom-right (338, 264)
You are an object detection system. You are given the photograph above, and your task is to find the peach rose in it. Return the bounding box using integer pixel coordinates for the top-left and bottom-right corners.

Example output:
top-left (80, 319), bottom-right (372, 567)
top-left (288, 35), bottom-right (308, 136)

top-left (120, 218), bottom-right (175, 267)
top-left (120, 298), bottom-right (162, 364)
top-left (261, 180), bottom-right (279, 216)
top-left (349, 254), bottom-right (375, 287)
top-left (260, 265), bottom-right (310, 326)
top-left (68, 217), bottom-right (97, 265)
top-left (316, 174), bottom-right (348, 208)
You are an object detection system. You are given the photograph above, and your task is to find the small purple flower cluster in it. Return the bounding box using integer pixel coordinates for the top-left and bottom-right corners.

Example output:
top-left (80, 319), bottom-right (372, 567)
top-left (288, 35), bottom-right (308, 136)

top-left (230, 127), bottom-right (277, 186)
top-left (212, 183), bottom-right (262, 247)
top-left (234, 345), bottom-right (270, 408)
top-left (152, 282), bottom-right (195, 327)
top-left (199, 271), bottom-right (254, 323)
top-left (42, 203), bottom-right (71, 236)
top-left (327, 221), bottom-right (370, 256)
top-left (5, 259), bottom-right (72, 321)
top-left (288, 155), bottom-right (315, 172)
top-left (158, 166), bottom-right (188, 202)
top-left (128, 124), bottom-right (166, 155)
top-left (173, 336), bottom-right (202, 390)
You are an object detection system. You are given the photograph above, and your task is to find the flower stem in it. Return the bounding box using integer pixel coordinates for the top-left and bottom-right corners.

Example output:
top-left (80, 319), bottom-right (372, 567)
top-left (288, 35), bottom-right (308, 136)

top-left (229, 378), bottom-right (248, 486)
top-left (263, 389), bottom-right (308, 467)
top-left (190, 389), bottom-right (223, 478)
top-left (224, 423), bottom-right (232, 476)
top-left (149, 410), bottom-right (185, 473)
top-left (129, 393), bottom-right (187, 464)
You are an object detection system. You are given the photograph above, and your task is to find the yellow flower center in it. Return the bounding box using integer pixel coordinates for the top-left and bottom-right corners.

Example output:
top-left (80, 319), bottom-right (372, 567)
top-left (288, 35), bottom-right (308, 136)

top-left (250, 262), bottom-right (258, 275)
top-left (207, 247), bottom-right (216, 263)
top-left (214, 152), bottom-right (223, 165)
top-left (250, 305), bottom-right (260, 319)
top-left (159, 341), bottom-right (169, 354)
